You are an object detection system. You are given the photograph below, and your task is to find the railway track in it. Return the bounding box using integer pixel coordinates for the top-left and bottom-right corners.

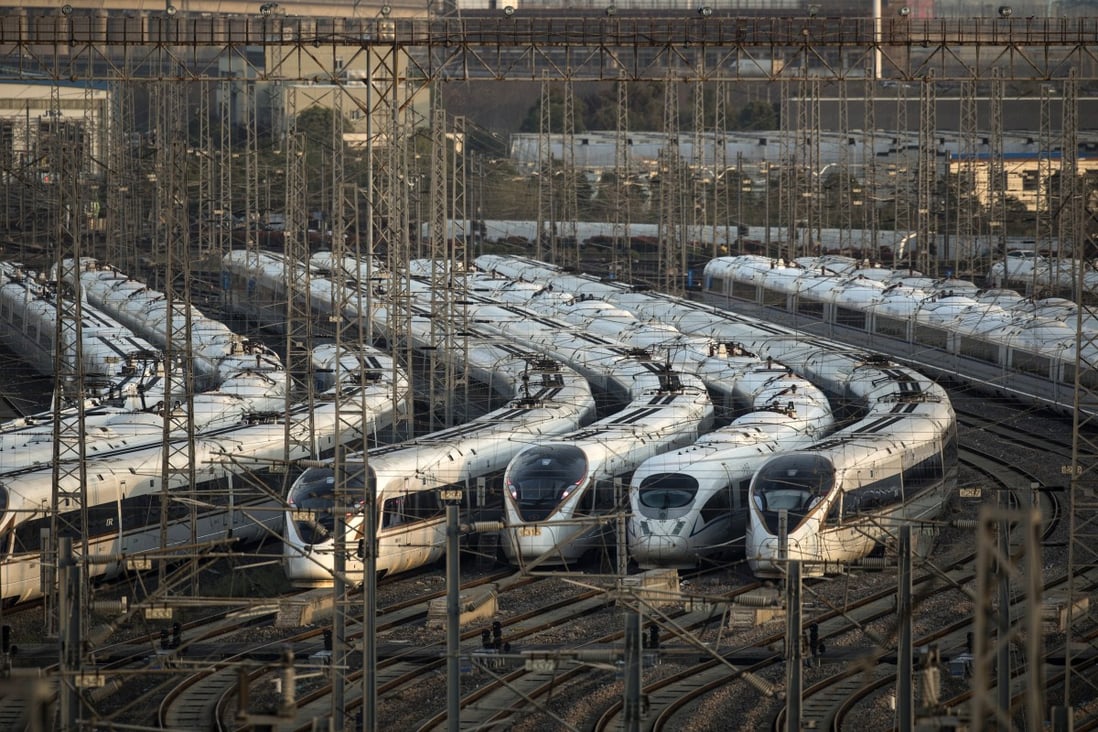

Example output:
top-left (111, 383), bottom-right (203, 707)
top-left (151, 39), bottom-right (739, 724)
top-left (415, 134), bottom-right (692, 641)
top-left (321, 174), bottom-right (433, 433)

top-left (277, 575), bottom-right (623, 731)
top-left (0, 274), bottom-right (1091, 730)
top-left (773, 452), bottom-right (1066, 732)
top-left (157, 569), bottom-right (517, 731)
top-left (581, 435), bottom-right (1061, 732)
top-left (70, 401), bottom-right (1077, 732)
top-left (412, 580), bottom-right (766, 732)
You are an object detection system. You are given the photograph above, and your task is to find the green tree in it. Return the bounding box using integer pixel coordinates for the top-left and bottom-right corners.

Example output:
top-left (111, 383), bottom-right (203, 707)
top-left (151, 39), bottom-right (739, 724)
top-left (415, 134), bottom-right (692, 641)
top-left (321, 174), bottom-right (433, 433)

top-left (734, 101), bottom-right (779, 131)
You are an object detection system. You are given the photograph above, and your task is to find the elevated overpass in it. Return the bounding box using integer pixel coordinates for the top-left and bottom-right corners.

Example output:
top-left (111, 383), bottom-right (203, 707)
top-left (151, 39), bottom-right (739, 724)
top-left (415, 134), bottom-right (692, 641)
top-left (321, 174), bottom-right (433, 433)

top-left (2, 11), bottom-right (1098, 82)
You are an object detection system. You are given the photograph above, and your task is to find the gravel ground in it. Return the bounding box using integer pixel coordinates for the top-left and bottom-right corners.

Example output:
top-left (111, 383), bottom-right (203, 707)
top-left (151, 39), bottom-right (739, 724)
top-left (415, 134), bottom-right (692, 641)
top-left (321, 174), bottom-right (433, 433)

top-left (2, 387), bottom-right (1084, 730)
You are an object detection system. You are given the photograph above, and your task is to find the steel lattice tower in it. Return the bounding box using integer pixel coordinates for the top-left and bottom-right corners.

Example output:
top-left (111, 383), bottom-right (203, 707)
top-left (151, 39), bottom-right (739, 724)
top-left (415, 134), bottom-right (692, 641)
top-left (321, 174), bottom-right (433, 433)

top-left (711, 80), bottom-right (730, 260)
top-left (47, 81), bottom-right (91, 730)
top-left (836, 76), bottom-right (852, 251)
top-left (560, 79), bottom-right (580, 271)
top-left (916, 75), bottom-right (935, 275)
top-left (612, 72), bottom-right (631, 281)
top-left (1063, 68), bottom-right (1098, 721)
top-left (536, 74), bottom-right (553, 265)
top-left (658, 74), bottom-right (683, 296)
top-left (989, 71), bottom-right (1006, 265)
top-left (3, 13), bottom-right (1098, 727)
top-left (861, 72), bottom-right (879, 258)
top-left (892, 83), bottom-right (912, 270)
top-left (957, 77), bottom-right (978, 276)
top-left (153, 77), bottom-right (201, 597)
top-left (1037, 83), bottom-right (1055, 269)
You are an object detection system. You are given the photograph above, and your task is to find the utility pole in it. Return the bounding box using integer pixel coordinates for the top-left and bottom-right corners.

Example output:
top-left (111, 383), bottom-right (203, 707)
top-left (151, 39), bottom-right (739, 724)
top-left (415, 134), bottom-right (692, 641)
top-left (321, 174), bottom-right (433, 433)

top-left (784, 560), bottom-right (802, 732)
top-left (443, 487), bottom-right (463, 732)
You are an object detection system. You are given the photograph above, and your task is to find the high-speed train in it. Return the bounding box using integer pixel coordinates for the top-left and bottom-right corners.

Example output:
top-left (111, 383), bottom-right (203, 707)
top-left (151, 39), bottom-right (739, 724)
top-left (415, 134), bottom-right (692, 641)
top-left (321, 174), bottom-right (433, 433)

top-left (987, 252), bottom-right (1098, 293)
top-left (0, 260), bottom-right (294, 474)
top-left (282, 352), bottom-right (595, 585)
top-left (445, 300), bottom-right (714, 567)
top-left (66, 259), bottom-right (288, 407)
top-left (219, 251), bottom-right (600, 585)
top-left (222, 250), bottom-right (379, 341)
top-left (474, 254), bottom-right (957, 577)
top-left (0, 344), bottom-right (404, 604)
top-left (0, 262), bottom-right (165, 401)
top-left (628, 358), bottom-right (833, 568)
top-left (702, 254), bottom-right (1098, 416)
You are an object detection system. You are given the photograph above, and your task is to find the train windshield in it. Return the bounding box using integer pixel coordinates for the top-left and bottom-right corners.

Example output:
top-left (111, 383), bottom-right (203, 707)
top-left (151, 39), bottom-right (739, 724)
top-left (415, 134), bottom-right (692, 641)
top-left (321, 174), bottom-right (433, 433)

top-left (636, 473), bottom-right (698, 519)
top-left (506, 445), bottom-right (588, 521)
top-left (751, 454), bottom-right (834, 534)
top-left (287, 464), bottom-right (373, 545)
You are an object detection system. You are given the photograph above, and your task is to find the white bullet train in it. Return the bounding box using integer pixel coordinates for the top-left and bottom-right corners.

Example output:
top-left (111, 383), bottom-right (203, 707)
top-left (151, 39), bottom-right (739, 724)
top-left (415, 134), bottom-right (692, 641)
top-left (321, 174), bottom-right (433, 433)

top-left (0, 262), bottom-right (164, 400)
top-left (0, 258), bottom-right (298, 473)
top-left (64, 258), bottom-right (288, 407)
top-left (218, 252), bottom-right (599, 585)
top-left (451, 304), bottom-right (714, 567)
top-left (987, 251), bottom-right (1098, 293)
top-left (221, 250), bottom-right (380, 340)
top-left (474, 254), bottom-right (957, 577)
top-left (746, 389), bottom-right (956, 576)
top-left (701, 254), bottom-right (1097, 416)
top-left (282, 351), bottom-right (596, 586)
top-left (628, 358), bottom-right (833, 568)
top-left (0, 345), bottom-right (404, 604)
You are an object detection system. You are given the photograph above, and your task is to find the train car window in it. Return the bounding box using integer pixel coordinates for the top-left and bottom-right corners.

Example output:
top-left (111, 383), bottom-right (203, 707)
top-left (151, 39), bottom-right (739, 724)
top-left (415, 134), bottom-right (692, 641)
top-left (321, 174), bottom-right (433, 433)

top-left (506, 445), bottom-right (588, 521)
top-left (592, 480), bottom-right (619, 512)
top-left (752, 454), bottom-right (835, 535)
top-left (902, 449), bottom-right (945, 496)
top-left (699, 486), bottom-right (731, 525)
top-left (709, 277), bottom-right (724, 293)
top-left (1009, 349), bottom-right (1050, 377)
top-left (796, 298), bottom-right (824, 319)
top-left (835, 307), bottom-right (865, 330)
top-left (731, 280), bottom-right (755, 300)
top-left (636, 473), bottom-right (698, 520)
top-left (959, 336), bottom-right (999, 364)
top-left (120, 494), bottom-right (156, 533)
top-left (736, 477), bottom-right (751, 511)
top-left (875, 315), bottom-right (908, 339)
top-left (914, 324), bottom-right (948, 349)
top-left (408, 487), bottom-right (444, 521)
top-left (13, 515), bottom-right (47, 554)
top-left (761, 287), bottom-right (785, 308)
top-left (382, 495), bottom-right (407, 528)
top-left (846, 476), bottom-right (903, 514)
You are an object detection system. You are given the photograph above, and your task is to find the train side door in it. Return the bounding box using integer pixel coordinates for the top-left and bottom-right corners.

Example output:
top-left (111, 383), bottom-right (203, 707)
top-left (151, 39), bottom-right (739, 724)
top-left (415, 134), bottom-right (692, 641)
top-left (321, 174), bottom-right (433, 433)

top-left (117, 479), bottom-right (130, 552)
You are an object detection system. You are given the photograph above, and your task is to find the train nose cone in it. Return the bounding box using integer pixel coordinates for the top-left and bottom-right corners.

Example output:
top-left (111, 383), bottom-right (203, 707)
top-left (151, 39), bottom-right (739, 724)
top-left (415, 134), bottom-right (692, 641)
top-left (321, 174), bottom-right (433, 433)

top-left (747, 536), bottom-right (783, 576)
top-left (631, 535), bottom-right (690, 567)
